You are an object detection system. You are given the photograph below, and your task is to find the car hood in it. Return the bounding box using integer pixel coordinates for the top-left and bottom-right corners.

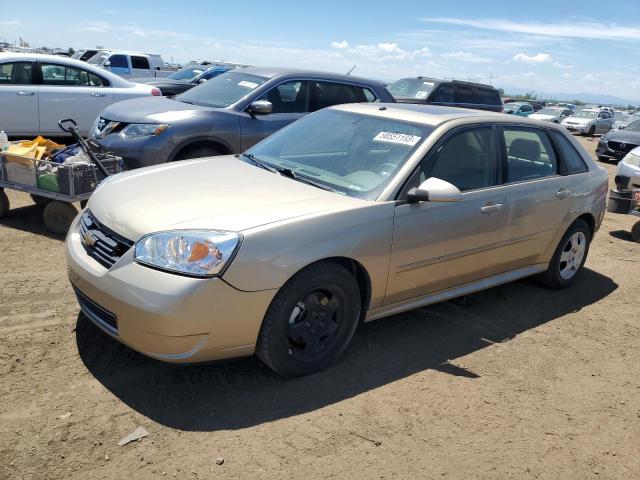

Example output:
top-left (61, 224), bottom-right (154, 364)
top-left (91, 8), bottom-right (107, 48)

top-left (605, 129), bottom-right (640, 143)
top-left (88, 155), bottom-right (364, 241)
top-left (100, 96), bottom-right (215, 123)
top-left (131, 77), bottom-right (190, 86)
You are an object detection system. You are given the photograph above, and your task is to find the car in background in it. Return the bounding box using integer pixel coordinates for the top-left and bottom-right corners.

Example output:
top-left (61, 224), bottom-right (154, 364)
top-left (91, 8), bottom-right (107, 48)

top-left (562, 109), bottom-right (614, 136)
top-left (387, 77), bottom-right (502, 112)
top-left (91, 67), bottom-right (395, 168)
top-left (613, 146), bottom-right (640, 189)
top-left (71, 49), bottom-right (105, 62)
top-left (596, 119), bottom-right (640, 161)
top-left (555, 102), bottom-right (577, 111)
top-left (87, 50), bottom-right (167, 78)
top-left (612, 113), bottom-right (640, 130)
top-left (0, 52), bottom-right (161, 136)
top-left (504, 102), bottom-right (534, 116)
top-left (67, 103), bottom-right (607, 376)
top-left (528, 107), bottom-right (573, 123)
top-left (131, 65), bottom-right (231, 97)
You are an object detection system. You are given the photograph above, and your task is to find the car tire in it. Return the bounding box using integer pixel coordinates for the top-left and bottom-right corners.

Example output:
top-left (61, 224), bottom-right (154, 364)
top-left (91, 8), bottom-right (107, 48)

top-left (43, 201), bottom-right (78, 235)
top-left (587, 126), bottom-right (595, 137)
top-left (256, 261), bottom-right (361, 377)
top-left (30, 194), bottom-right (52, 208)
top-left (0, 189), bottom-right (9, 218)
top-left (631, 221), bottom-right (640, 243)
top-left (540, 219), bottom-right (591, 289)
top-left (174, 145), bottom-right (222, 161)
top-left (596, 155), bottom-right (608, 162)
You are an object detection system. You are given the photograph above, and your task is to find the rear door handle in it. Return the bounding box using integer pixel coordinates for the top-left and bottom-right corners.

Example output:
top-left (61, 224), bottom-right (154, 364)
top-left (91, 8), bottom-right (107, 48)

top-left (91, 92), bottom-right (107, 97)
top-left (481, 202), bottom-right (504, 214)
top-left (556, 188), bottom-right (571, 199)
top-left (16, 91), bottom-right (35, 96)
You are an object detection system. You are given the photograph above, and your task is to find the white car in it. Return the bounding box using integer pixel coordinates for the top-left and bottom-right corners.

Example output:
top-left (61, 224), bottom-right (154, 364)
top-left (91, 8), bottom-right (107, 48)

top-left (528, 107), bottom-right (574, 123)
top-left (0, 53), bottom-right (161, 136)
top-left (87, 50), bottom-right (168, 79)
top-left (616, 146), bottom-right (640, 190)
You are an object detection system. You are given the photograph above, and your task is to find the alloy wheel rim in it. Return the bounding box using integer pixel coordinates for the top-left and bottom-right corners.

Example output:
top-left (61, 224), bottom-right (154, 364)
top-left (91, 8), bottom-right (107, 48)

top-left (559, 232), bottom-right (586, 280)
top-left (287, 289), bottom-right (341, 360)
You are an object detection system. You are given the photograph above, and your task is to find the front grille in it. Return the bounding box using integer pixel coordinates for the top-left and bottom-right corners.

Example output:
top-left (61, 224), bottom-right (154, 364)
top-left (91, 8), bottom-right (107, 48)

top-left (608, 141), bottom-right (638, 154)
top-left (80, 210), bottom-right (133, 268)
top-left (74, 286), bottom-right (118, 335)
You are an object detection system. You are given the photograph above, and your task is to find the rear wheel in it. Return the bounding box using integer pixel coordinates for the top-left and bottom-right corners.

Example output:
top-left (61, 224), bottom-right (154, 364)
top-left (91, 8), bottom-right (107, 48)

top-left (256, 261), bottom-right (361, 377)
top-left (30, 194), bottom-right (52, 208)
top-left (631, 221), bottom-right (640, 243)
top-left (0, 189), bottom-right (9, 218)
top-left (541, 219), bottom-right (591, 289)
top-left (174, 144), bottom-right (222, 161)
top-left (43, 201), bottom-right (78, 235)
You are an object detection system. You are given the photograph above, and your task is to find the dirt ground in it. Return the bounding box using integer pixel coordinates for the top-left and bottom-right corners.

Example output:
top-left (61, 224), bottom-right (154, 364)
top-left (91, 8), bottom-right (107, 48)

top-left (0, 135), bottom-right (639, 480)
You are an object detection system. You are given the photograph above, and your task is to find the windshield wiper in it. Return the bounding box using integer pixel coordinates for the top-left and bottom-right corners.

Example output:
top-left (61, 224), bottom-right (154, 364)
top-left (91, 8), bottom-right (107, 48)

top-left (277, 168), bottom-right (338, 193)
top-left (239, 153), bottom-right (279, 173)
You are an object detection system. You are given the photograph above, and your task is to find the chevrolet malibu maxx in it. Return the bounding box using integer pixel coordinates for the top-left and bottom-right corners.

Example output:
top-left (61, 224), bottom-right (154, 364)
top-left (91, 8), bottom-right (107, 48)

top-left (66, 104), bottom-right (608, 377)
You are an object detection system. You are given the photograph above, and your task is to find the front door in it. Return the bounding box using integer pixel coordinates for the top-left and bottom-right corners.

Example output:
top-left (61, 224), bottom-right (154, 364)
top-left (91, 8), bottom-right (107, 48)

top-left (0, 61), bottom-right (39, 135)
top-left (386, 125), bottom-right (508, 305)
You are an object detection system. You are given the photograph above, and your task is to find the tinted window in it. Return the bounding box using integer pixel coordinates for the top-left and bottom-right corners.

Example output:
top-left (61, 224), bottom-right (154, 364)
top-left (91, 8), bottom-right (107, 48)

top-left (503, 127), bottom-right (557, 182)
top-left (522, 104), bottom-right (533, 112)
top-left (551, 131), bottom-right (588, 174)
top-left (260, 80), bottom-right (307, 113)
top-left (475, 88), bottom-right (501, 106)
top-left (131, 56), bottom-right (150, 69)
top-left (41, 64), bottom-right (105, 87)
top-left (308, 81), bottom-right (372, 112)
top-left (454, 85), bottom-right (474, 104)
top-left (419, 127), bottom-right (496, 191)
top-left (430, 83), bottom-right (453, 103)
top-left (177, 71), bottom-right (267, 108)
top-left (0, 62), bottom-right (33, 84)
top-left (109, 55), bottom-right (128, 69)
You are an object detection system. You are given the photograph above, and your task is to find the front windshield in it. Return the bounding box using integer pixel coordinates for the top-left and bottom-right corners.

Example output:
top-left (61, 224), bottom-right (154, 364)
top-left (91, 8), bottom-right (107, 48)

top-left (574, 110), bottom-right (597, 119)
top-left (388, 78), bottom-right (436, 100)
top-left (88, 52), bottom-right (109, 65)
top-left (537, 108), bottom-right (561, 115)
top-left (625, 120), bottom-right (640, 132)
top-left (176, 71), bottom-right (267, 108)
top-left (246, 109), bottom-right (433, 200)
top-left (168, 65), bottom-right (206, 81)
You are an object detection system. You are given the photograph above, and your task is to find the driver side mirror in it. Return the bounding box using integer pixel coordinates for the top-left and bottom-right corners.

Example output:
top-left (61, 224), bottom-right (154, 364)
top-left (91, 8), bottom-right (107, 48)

top-left (407, 177), bottom-right (463, 204)
top-left (248, 100), bottom-right (273, 115)
top-left (104, 61), bottom-right (111, 67)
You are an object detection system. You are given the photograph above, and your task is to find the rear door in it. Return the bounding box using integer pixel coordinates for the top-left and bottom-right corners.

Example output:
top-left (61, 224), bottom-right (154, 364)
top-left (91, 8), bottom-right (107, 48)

top-left (0, 61), bottom-right (39, 134)
top-left (37, 62), bottom-right (114, 135)
top-left (131, 55), bottom-right (152, 78)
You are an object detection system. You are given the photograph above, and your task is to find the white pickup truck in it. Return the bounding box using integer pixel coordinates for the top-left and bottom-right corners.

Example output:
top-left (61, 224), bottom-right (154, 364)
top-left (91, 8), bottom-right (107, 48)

top-left (87, 50), bottom-right (172, 79)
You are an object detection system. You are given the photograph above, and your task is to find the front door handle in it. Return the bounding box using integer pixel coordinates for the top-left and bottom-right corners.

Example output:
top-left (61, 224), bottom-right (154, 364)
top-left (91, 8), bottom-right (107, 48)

top-left (16, 91), bottom-right (35, 96)
top-left (481, 202), bottom-right (504, 214)
top-left (91, 92), bottom-right (107, 97)
top-left (556, 188), bottom-right (571, 199)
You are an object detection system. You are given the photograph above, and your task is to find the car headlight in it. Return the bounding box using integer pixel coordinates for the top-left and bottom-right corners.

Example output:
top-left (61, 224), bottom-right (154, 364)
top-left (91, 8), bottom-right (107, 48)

top-left (119, 123), bottom-right (169, 139)
top-left (623, 153), bottom-right (640, 168)
top-left (134, 230), bottom-right (241, 277)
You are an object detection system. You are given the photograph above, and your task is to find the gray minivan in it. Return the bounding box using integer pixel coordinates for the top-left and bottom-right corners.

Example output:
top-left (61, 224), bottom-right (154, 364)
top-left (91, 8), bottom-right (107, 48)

top-left (388, 77), bottom-right (503, 113)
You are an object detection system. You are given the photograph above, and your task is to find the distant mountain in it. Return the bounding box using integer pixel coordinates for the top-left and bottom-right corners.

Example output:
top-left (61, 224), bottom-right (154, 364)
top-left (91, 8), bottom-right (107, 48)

top-left (502, 86), bottom-right (640, 107)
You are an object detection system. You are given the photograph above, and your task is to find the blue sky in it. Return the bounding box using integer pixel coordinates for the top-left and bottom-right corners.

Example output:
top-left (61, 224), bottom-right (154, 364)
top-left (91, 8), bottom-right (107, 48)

top-left (2, 0), bottom-right (640, 99)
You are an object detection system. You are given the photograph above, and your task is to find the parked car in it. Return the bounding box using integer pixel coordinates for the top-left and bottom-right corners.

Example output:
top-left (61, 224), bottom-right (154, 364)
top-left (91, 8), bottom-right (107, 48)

top-left (612, 113), bottom-right (640, 130)
top-left (528, 107), bottom-right (573, 123)
top-left (562, 109), bottom-right (614, 136)
top-left (91, 67), bottom-right (394, 168)
top-left (387, 77), bottom-right (503, 112)
top-left (504, 102), bottom-right (534, 116)
top-left (555, 103), bottom-right (577, 110)
top-left (596, 119), bottom-right (640, 161)
top-left (131, 65), bottom-right (231, 97)
top-left (0, 53), bottom-right (161, 136)
top-left (613, 146), bottom-right (640, 189)
top-left (87, 50), bottom-right (168, 78)
top-left (67, 103), bottom-right (608, 376)
top-left (71, 49), bottom-right (104, 62)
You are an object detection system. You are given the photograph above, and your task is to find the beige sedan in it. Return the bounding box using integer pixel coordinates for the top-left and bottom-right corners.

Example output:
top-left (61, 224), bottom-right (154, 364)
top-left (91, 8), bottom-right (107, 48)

top-left (66, 103), bottom-right (608, 377)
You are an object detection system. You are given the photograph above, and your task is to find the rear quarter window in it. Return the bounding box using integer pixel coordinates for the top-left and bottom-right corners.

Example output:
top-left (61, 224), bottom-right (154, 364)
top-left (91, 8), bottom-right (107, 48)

top-left (475, 88), bottom-right (501, 106)
top-left (550, 131), bottom-right (589, 174)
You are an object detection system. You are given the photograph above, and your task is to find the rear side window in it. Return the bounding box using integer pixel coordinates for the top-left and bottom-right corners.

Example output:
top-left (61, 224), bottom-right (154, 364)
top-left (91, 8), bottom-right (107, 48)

top-left (131, 56), bottom-right (150, 69)
top-left (550, 131), bottom-right (588, 174)
top-left (475, 88), bottom-right (501, 106)
top-left (0, 62), bottom-right (33, 85)
top-left (261, 80), bottom-right (307, 113)
top-left (454, 85), bottom-right (474, 104)
top-left (308, 81), bottom-right (374, 112)
top-left (430, 83), bottom-right (453, 103)
top-left (109, 55), bottom-right (128, 69)
top-left (502, 127), bottom-right (557, 182)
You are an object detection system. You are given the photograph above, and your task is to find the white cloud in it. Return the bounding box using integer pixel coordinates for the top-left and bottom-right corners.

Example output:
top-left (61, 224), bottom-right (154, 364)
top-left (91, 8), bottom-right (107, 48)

top-left (513, 52), bottom-right (551, 64)
top-left (441, 51), bottom-right (491, 63)
top-left (553, 61), bottom-right (574, 69)
top-left (331, 40), bottom-right (349, 49)
top-left (411, 46), bottom-right (431, 57)
top-left (1, 20), bottom-right (21, 26)
top-left (421, 17), bottom-right (640, 41)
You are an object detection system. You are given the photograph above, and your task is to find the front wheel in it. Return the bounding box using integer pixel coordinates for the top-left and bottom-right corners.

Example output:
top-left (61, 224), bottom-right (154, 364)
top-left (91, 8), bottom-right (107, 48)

top-left (586, 126), bottom-right (595, 137)
top-left (541, 219), bottom-right (591, 289)
top-left (43, 201), bottom-right (78, 235)
top-left (631, 221), bottom-right (640, 243)
top-left (256, 261), bottom-right (361, 377)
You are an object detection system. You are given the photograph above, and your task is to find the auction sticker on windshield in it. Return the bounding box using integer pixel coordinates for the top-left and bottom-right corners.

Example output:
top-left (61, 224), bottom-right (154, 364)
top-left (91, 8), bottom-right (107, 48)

top-left (373, 132), bottom-right (421, 146)
top-left (238, 80), bottom-right (259, 89)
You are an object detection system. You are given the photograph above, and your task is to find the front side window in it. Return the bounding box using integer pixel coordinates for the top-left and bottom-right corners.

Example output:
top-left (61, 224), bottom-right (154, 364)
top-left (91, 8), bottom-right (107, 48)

top-left (260, 80), bottom-right (307, 113)
top-left (430, 84), bottom-right (453, 103)
top-left (131, 56), bottom-right (150, 70)
top-left (176, 72), bottom-right (268, 108)
top-left (0, 62), bottom-right (33, 84)
top-left (417, 127), bottom-right (496, 192)
top-left (308, 81), bottom-right (374, 112)
top-left (503, 127), bottom-right (557, 182)
top-left (550, 131), bottom-right (588, 174)
top-left (246, 109), bottom-right (432, 199)
top-left (109, 55), bottom-right (128, 69)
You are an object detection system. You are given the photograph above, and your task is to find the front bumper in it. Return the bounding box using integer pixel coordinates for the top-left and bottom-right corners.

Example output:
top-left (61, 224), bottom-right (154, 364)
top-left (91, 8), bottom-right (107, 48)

top-left (65, 215), bottom-right (277, 363)
top-left (95, 133), bottom-right (175, 170)
top-left (616, 160), bottom-right (640, 189)
top-left (562, 123), bottom-right (590, 134)
top-left (595, 140), bottom-right (624, 160)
